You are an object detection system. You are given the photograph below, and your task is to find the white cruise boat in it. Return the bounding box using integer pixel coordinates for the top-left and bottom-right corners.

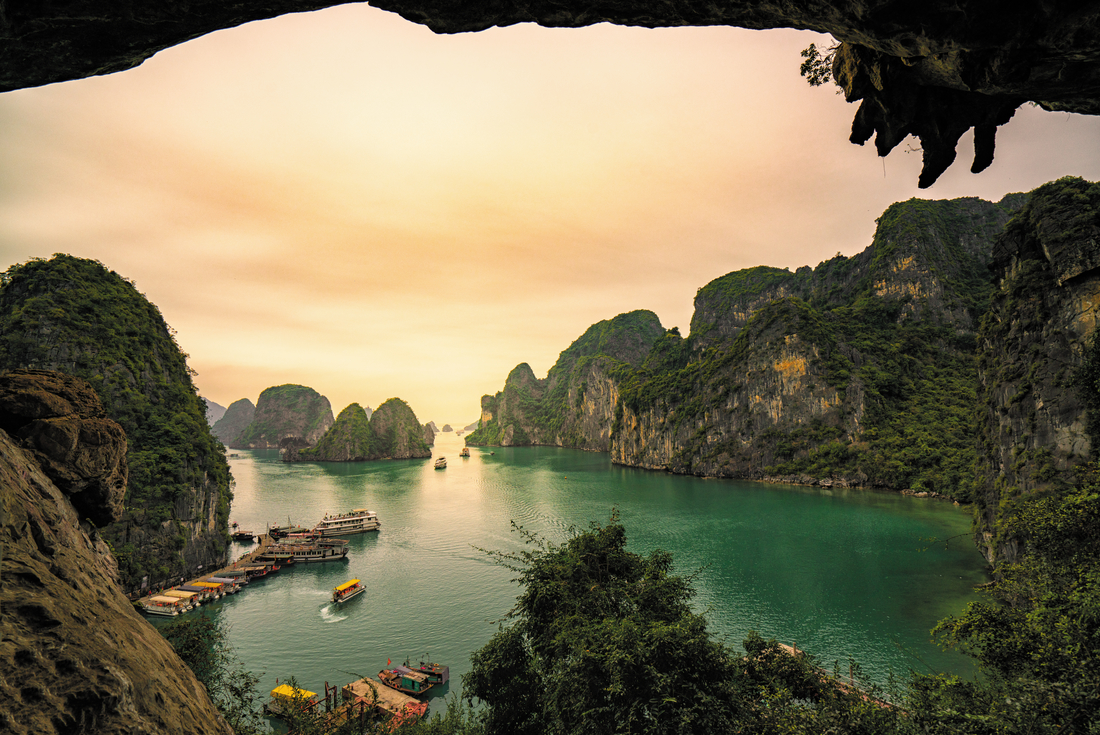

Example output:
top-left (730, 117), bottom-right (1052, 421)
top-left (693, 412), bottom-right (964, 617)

top-left (312, 509), bottom-right (381, 537)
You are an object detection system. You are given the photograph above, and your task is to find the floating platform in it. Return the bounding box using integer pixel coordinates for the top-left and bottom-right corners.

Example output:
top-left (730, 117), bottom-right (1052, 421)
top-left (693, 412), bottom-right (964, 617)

top-left (342, 676), bottom-right (428, 722)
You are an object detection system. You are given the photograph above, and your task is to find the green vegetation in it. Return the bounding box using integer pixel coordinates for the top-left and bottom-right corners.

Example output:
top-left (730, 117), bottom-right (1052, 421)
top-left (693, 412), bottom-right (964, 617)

top-left (799, 41), bottom-right (837, 87)
top-left (161, 614), bottom-right (267, 735)
top-left (0, 254), bottom-right (231, 587)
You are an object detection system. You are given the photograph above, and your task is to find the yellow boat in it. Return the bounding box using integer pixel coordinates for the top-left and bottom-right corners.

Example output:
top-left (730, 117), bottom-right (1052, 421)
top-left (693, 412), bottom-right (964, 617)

top-left (333, 578), bottom-right (365, 604)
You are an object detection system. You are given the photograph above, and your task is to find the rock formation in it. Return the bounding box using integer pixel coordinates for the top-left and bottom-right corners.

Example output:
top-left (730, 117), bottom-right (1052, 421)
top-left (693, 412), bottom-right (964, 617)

top-left (0, 370), bottom-right (232, 735)
top-left (364, 398), bottom-right (433, 459)
top-left (201, 397), bottom-right (226, 426)
top-left (2, 2), bottom-right (1100, 186)
top-left (441, 424), bottom-right (453, 432)
top-left (289, 402), bottom-right (374, 461)
top-left (470, 195), bottom-right (1025, 496)
top-left (231, 384), bottom-right (334, 449)
top-left (467, 310), bottom-right (666, 450)
top-left (973, 177), bottom-right (1100, 563)
top-left (285, 398), bottom-right (432, 461)
top-left (0, 255), bottom-right (232, 590)
top-left (210, 398), bottom-right (255, 445)
top-left (0, 370), bottom-right (127, 527)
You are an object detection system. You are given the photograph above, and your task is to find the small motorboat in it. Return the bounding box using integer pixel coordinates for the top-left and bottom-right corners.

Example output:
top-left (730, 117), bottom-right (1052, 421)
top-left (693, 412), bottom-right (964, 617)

top-left (459, 447), bottom-right (470, 458)
top-left (434, 456), bottom-right (447, 469)
top-left (333, 578), bottom-right (365, 604)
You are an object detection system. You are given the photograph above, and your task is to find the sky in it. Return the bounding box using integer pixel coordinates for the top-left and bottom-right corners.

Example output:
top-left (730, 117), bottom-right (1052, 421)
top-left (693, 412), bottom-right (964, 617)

top-left (2, 4), bottom-right (1099, 425)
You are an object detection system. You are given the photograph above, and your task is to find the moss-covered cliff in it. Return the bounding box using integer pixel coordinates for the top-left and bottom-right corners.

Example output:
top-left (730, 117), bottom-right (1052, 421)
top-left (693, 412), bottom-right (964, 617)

top-left (470, 195), bottom-right (1027, 499)
top-left (0, 255), bottom-right (231, 589)
top-left (210, 397), bottom-right (254, 445)
top-left (466, 310), bottom-right (666, 450)
top-left (973, 177), bottom-right (1100, 563)
top-left (231, 384), bottom-right (334, 449)
top-left (288, 398), bottom-right (432, 461)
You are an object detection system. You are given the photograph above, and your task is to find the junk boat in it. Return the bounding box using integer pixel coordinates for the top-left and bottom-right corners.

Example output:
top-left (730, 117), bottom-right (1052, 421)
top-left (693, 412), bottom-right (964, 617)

top-left (332, 578), bottom-right (365, 603)
top-left (259, 538), bottom-right (349, 563)
top-left (378, 664), bottom-right (438, 698)
top-left (313, 509), bottom-right (381, 536)
top-left (459, 448), bottom-right (470, 458)
top-left (434, 457), bottom-right (446, 469)
top-left (231, 530), bottom-right (255, 542)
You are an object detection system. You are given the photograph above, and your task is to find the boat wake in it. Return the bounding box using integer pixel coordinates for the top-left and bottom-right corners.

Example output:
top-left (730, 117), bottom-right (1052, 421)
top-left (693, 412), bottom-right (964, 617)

top-left (320, 604), bottom-right (348, 624)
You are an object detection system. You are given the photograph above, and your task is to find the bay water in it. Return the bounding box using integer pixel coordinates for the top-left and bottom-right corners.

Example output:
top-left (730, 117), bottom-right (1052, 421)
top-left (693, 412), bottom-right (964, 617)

top-left (186, 431), bottom-right (988, 705)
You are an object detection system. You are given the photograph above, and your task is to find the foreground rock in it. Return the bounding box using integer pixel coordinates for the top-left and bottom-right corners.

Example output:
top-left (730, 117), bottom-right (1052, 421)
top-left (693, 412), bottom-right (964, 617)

top-left (3, 1), bottom-right (1100, 186)
top-left (0, 371), bottom-right (231, 735)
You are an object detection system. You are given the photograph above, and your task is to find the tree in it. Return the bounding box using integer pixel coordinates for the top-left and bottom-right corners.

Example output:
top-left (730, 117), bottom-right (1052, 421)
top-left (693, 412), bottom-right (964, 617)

top-left (463, 513), bottom-right (746, 735)
top-left (909, 473), bottom-right (1100, 733)
top-left (161, 613), bottom-right (267, 735)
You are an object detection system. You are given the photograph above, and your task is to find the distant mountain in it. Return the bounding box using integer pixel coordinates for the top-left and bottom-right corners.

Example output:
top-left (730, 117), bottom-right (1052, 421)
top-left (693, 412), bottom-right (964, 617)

top-left (211, 398), bottom-right (255, 445)
top-left (231, 384), bottom-right (334, 449)
top-left (441, 424), bottom-right (453, 432)
top-left (463, 420), bottom-right (479, 432)
top-left (202, 397), bottom-right (226, 425)
top-left (288, 398), bottom-right (431, 461)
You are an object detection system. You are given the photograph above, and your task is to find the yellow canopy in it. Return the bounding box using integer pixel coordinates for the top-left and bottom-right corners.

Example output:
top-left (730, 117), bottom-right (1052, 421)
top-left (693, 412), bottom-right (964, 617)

top-left (194, 581), bottom-right (222, 588)
top-left (162, 590), bottom-right (196, 598)
top-left (334, 579), bottom-right (361, 593)
top-left (271, 684), bottom-right (316, 701)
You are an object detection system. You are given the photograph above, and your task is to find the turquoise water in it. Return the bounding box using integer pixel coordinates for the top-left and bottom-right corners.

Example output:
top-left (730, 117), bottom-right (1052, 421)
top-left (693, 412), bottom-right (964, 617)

top-left (186, 432), bottom-right (988, 703)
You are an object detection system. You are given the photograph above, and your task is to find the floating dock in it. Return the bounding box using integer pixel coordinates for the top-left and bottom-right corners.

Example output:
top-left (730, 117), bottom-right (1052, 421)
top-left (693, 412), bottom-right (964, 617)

top-left (342, 676), bottom-right (427, 721)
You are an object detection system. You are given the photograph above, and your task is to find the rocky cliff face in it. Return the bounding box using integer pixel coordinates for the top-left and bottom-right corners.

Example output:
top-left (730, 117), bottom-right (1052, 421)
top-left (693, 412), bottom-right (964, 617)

top-left (0, 370), bottom-right (231, 735)
top-left (466, 310), bottom-right (666, 450)
top-left (471, 195), bottom-right (1026, 497)
top-left (231, 384), bottom-right (334, 449)
top-left (3, 2), bottom-right (1100, 187)
top-left (974, 178), bottom-right (1100, 564)
top-left (210, 397), bottom-right (255, 445)
top-left (0, 255), bottom-right (232, 590)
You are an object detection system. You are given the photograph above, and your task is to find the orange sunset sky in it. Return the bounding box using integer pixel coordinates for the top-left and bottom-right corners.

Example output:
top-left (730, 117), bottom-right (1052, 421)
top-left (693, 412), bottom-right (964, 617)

top-left (2, 4), bottom-right (1099, 425)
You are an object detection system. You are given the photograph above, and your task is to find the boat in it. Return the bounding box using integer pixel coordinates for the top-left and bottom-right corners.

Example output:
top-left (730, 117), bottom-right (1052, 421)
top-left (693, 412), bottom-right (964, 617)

top-left (141, 596), bottom-right (186, 616)
top-left (459, 448), bottom-right (470, 458)
top-left (160, 589), bottom-right (199, 610)
top-left (378, 664), bottom-right (437, 697)
top-left (207, 577), bottom-right (242, 593)
top-left (267, 520), bottom-right (312, 539)
top-left (259, 539), bottom-right (349, 563)
top-left (332, 578), bottom-right (365, 603)
top-left (264, 684), bottom-right (319, 718)
top-left (434, 457), bottom-right (446, 469)
top-left (409, 661), bottom-right (449, 686)
top-left (312, 509), bottom-right (381, 537)
top-left (232, 530), bottom-right (255, 542)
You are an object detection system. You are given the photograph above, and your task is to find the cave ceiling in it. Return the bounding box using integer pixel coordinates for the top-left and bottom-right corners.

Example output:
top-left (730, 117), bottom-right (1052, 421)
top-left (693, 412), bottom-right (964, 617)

top-left (2, 0), bottom-right (1099, 186)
